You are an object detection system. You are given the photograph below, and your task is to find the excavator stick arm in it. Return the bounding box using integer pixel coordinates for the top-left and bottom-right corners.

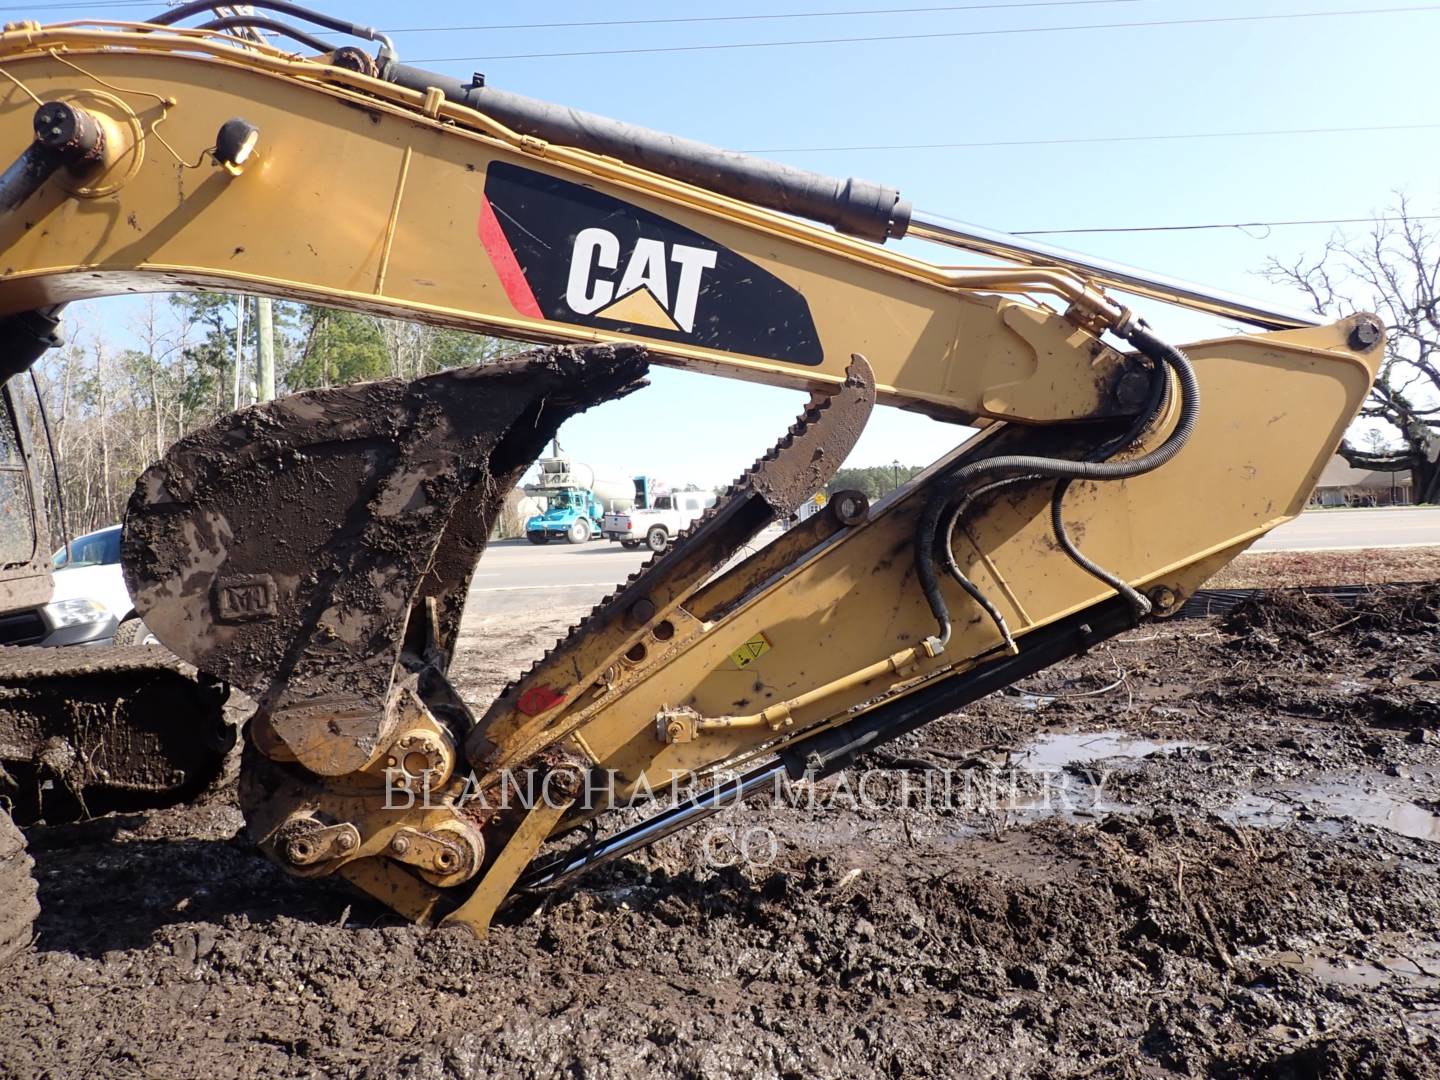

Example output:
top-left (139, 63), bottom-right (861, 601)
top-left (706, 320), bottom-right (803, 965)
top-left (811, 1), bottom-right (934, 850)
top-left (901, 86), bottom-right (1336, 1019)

top-left (0, 14), bottom-right (1385, 934)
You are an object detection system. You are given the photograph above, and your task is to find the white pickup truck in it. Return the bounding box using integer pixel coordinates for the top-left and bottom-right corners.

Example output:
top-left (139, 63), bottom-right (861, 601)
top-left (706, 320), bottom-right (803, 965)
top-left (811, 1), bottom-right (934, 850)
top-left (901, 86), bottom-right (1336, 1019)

top-left (602, 491), bottom-right (713, 552)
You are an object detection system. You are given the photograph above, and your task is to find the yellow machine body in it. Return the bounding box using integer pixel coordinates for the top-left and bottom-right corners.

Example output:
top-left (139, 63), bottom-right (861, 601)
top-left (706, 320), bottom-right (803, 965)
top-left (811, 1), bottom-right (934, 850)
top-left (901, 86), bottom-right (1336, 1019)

top-left (0, 19), bottom-right (1382, 935)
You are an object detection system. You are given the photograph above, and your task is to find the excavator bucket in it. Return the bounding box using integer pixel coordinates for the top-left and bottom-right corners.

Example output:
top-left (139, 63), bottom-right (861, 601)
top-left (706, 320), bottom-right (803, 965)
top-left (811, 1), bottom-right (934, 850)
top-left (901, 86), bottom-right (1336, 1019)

top-left (123, 344), bottom-right (650, 778)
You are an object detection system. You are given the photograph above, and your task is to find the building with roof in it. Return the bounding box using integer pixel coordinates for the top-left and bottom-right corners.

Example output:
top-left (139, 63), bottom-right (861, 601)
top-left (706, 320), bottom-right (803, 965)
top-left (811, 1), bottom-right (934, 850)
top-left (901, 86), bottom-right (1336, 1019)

top-left (1311, 455), bottom-right (1413, 507)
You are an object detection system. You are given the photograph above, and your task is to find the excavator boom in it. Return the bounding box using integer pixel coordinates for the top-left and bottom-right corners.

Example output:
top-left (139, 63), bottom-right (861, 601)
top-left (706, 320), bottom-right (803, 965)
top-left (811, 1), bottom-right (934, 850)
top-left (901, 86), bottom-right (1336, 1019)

top-left (0, 6), bottom-right (1382, 935)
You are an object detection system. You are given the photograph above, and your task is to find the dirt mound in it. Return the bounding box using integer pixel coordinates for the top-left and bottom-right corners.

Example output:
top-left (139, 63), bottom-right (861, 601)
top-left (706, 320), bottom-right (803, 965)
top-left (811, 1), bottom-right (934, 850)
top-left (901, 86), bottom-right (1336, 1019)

top-left (1358, 581), bottom-right (1440, 631)
top-left (1221, 589), bottom-right (1348, 637)
top-left (1219, 585), bottom-right (1440, 689)
top-left (1222, 584), bottom-right (1440, 641)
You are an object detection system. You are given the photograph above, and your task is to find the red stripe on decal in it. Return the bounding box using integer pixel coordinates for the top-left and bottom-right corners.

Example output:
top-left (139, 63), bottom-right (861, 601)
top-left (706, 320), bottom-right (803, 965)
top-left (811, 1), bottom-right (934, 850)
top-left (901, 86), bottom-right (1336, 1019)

top-left (478, 193), bottom-right (543, 320)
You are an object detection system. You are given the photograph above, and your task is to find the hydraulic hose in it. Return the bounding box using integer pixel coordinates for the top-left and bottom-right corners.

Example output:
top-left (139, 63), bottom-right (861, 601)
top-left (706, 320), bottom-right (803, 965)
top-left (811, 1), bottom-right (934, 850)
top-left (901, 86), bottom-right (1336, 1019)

top-left (1045, 356), bottom-right (1171, 614)
top-left (931, 473), bottom-right (1039, 651)
top-left (145, 0), bottom-right (396, 58)
top-left (194, 16), bottom-right (335, 54)
top-left (915, 319), bottom-right (1199, 650)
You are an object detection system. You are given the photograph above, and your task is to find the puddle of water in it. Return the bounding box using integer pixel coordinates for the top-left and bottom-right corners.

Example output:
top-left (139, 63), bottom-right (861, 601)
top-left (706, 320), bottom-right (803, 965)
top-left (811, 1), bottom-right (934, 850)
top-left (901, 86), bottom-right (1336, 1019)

top-left (1265, 938), bottom-right (1440, 990)
top-left (918, 730), bottom-right (1190, 840)
top-left (1230, 784), bottom-right (1440, 842)
top-left (790, 729), bottom-right (1440, 851)
top-left (1014, 730), bottom-right (1197, 772)
top-left (1019, 733), bottom-right (1440, 845)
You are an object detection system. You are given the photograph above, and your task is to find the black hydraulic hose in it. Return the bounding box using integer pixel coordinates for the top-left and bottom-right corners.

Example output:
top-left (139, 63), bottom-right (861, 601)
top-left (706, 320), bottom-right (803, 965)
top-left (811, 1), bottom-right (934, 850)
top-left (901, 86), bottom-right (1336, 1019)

top-left (914, 320), bottom-right (1199, 648)
top-left (937, 430), bottom-right (1151, 646)
top-left (932, 473), bottom-right (1040, 650)
top-left (194, 16), bottom-right (335, 55)
top-left (145, 0), bottom-right (393, 55)
top-left (1047, 360), bottom-right (1170, 614)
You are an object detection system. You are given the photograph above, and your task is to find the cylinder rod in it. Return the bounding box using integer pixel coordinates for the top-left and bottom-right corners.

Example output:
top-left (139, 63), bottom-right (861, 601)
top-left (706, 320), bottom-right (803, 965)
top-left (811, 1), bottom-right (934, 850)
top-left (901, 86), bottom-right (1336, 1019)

top-left (0, 143), bottom-right (62, 215)
top-left (908, 213), bottom-right (1318, 331)
top-left (516, 761), bottom-right (785, 892)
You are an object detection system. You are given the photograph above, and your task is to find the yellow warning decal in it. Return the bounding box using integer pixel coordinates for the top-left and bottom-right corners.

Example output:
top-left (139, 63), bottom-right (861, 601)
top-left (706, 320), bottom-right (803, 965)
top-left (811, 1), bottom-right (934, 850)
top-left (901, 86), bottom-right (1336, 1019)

top-left (730, 632), bottom-right (772, 670)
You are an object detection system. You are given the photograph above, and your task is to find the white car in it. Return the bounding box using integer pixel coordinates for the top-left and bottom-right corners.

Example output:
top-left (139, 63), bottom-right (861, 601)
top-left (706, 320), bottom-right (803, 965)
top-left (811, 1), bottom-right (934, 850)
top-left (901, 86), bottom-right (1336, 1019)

top-left (50, 525), bottom-right (158, 646)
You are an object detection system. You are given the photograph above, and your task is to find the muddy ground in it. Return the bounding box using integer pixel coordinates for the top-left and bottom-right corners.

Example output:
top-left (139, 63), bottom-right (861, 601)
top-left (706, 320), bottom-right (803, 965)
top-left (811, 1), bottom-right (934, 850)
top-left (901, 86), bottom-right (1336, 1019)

top-left (1208, 546), bottom-right (1440, 589)
top-left (4, 583), bottom-right (1440, 1079)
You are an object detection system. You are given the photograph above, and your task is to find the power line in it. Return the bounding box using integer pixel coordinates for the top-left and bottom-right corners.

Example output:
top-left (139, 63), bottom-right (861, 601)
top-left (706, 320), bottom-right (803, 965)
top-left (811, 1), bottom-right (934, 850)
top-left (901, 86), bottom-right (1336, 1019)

top-left (369, 0), bottom-right (1153, 34)
top-left (15, 7), bottom-right (1433, 167)
top-left (414, 5), bottom-right (1440, 62)
top-left (0, 0), bottom-right (151, 8)
top-left (0, 1), bottom-right (131, 7)
top-left (0, 0), bottom-right (1155, 22)
top-left (9, 1), bottom-right (184, 9)
top-left (743, 121), bottom-right (1440, 154)
top-left (1012, 214), bottom-right (1440, 235)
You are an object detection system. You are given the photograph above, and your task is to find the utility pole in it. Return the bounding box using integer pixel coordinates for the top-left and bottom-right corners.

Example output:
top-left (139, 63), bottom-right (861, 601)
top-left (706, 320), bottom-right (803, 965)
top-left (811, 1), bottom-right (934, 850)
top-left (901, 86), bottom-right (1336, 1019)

top-left (231, 294), bottom-right (246, 411)
top-left (221, 12), bottom-right (271, 398)
top-left (256, 296), bottom-right (276, 402)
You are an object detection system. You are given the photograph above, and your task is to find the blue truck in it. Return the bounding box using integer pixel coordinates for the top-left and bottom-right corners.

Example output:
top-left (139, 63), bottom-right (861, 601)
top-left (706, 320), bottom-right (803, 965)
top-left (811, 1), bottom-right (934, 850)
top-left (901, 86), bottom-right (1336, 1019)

top-left (523, 458), bottom-right (633, 545)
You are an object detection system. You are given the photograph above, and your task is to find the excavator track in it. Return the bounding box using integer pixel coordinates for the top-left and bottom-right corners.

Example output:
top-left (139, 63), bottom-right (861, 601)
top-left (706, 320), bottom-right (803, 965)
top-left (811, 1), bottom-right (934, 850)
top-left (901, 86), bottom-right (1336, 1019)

top-left (0, 805), bottom-right (37, 965)
top-left (0, 645), bottom-right (231, 823)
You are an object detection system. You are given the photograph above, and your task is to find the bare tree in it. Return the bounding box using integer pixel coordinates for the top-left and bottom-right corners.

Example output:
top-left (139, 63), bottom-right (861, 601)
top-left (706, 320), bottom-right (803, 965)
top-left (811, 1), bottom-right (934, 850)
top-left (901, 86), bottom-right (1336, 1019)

top-left (17, 296), bottom-right (528, 538)
top-left (1265, 194), bottom-right (1440, 503)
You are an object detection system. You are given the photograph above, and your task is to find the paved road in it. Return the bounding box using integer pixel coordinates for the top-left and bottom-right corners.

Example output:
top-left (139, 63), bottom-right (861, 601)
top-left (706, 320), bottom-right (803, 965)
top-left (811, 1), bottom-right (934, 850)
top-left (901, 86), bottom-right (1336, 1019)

top-left (467, 539), bottom-right (652, 615)
top-left (1250, 507), bottom-right (1440, 552)
top-left (468, 508), bottom-right (1440, 613)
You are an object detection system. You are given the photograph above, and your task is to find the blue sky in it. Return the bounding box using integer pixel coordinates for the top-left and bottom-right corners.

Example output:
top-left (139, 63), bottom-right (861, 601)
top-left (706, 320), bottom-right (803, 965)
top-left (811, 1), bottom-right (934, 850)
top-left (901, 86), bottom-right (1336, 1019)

top-left (30, 0), bottom-right (1440, 488)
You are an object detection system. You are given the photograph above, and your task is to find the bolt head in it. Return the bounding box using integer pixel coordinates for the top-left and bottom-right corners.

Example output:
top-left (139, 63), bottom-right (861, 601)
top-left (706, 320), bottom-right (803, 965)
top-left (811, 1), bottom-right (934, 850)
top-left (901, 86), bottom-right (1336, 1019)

top-left (547, 765), bottom-right (584, 799)
top-left (1115, 370), bottom-right (1154, 411)
top-left (390, 835), bottom-right (410, 855)
top-left (831, 490), bottom-right (869, 526)
top-left (626, 597), bottom-right (657, 628)
top-left (1148, 586), bottom-right (1180, 613)
top-left (1348, 316), bottom-right (1384, 351)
